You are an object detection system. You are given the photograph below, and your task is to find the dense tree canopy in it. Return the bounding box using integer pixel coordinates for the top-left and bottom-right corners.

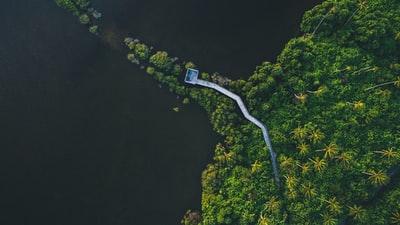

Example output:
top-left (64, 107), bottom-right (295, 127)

top-left (125, 0), bottom-right (400, 223)
top-left (57, 0), bottom-right (400, 224)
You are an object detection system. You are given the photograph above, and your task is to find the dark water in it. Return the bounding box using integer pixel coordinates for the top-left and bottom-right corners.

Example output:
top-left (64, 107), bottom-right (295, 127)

top-left (99, 0), bottom-right (322, 78)
top-left (0, 0), bottom-right (320, 225)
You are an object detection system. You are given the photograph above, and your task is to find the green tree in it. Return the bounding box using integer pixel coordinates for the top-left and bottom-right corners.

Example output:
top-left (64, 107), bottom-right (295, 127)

top-left (319, 197), bottom-right (342, 215)
top-left (55, 0), bottom-right (79, 15)
top-left (297, 162), bottom-right (311, 174)
top-left (258, 214), bottom-right (271, 225)
top-left (363, 170), bottom-right (390, 186)
top-left (291, 125), bottom-right (308, 142)
top-left (309, 129), bottom-right (324, 144)
top-left (395, 32), bottom-right (400, 40)
top-left (74, 0), bottom-right (90, 9)
top-left (321, 212), bottom-right (338, 225)
top-left (316, 143), bottom-right (339, 159)
top-left (223, 151), bottom-right (235, 163)
top-left (251, 160), bottom-right (261, 173)
top-left (264, 196), bottom-right (280, 214)
top-left (301, 183), bottom-right (317, 199)
top-left (134, 43), bottom-right (150, 60)
top-left (181, 210), bottom-right (202, 225)
top-left (335, 152), bottom-right (353, 168)
top-left (348, 205), bottom-right (367, 222)
top-left (294, 93), bottom-right (308, 104)
top-left (365, 76), bottom-right (400, 91)
top-left (88, 25), bottom-right (98, 34)
top-left (55, 0), bottom-right (90, 16)
top-left (279, 155), bottom-right (296, 172)
top-left (297, 142), bottom-right (310, 155)
top-left (149, 51), bottom-right (174, 71)
top-left (311, 6), bottom-right (337, 37)
top-left (392, 211), bottom-right (400, 225)
top-left (182, 98), bottom-right (190, 104)
top-left (146, 66), bottom-right (155, 75)
top-left (284, 175), bottom-right (298, 189)
top-left (344, 1), bottom-right (368, 26)
top-left (309, 157), bottom-right (327, 172)
top-left (307, 86), bottom-right (326, 96)
top-left (375, 148), bottom-right (399, 160)
top-left (79, 14), bottom-right (90, 24)
top-left (185, 61), bottom-right (196, 69)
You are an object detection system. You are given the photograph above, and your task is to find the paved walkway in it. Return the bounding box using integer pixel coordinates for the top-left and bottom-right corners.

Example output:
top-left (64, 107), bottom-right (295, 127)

top-left (185, 69), bottom-right (280, 183)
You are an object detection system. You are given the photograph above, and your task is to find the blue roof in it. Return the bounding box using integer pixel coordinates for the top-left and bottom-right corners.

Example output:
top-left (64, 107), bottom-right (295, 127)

top-left (184, 68), bottom-right (199, 84)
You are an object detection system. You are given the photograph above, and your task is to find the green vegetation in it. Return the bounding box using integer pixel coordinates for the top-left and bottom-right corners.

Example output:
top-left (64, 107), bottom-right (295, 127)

top-left (149, 51), bottom-right (175, 71)
top-left (124, 0), bottom-right (400, 224)
top-left (58, 0), bottom-right (400, 224)
top-left (79, 14), bottom-right (90, 24)
top-left (55, 0), bottom-right (102, 35)
top-left (88, 25), bottom-right (99, 35)
top-left (55, 0), bottom-right (90, 16)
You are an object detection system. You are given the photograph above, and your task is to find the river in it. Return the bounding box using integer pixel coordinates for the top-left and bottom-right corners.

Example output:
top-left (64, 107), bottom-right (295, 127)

top-left (0, 0), bottom-right (320, 224)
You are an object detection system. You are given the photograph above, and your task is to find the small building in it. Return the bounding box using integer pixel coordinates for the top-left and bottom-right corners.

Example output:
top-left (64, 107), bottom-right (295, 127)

top-left (184, 68), bottom-right (199, 84)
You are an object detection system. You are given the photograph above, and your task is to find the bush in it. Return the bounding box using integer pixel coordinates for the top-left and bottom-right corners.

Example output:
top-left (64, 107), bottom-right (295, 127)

top-left (146, 67), bottom-right (155, 75)
top-left (79, 14), bottom-right (90, 24)
top-left (88, 25), bottom-right (98, 34)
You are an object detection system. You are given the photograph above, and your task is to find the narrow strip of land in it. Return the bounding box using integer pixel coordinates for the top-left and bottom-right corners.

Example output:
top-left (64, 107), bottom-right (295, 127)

top-left (185, 69), bottom-right (280, 183)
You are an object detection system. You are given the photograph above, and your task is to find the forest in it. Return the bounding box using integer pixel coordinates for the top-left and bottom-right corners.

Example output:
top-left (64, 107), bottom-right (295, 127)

top-left (56, 0), bottom-right (400, 224)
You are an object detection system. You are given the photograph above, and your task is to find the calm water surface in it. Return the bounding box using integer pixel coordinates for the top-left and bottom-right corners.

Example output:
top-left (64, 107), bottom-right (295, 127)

top-left (0, 0), bottom-right (320, 224)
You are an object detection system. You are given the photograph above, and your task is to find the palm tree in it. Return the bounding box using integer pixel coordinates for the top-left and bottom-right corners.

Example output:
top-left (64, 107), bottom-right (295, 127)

top-left (258, 214), bottom-right (271, 225)
top-left (321, 212), bottom-right (338, 225)
top-left (307, 86), bottom-right (327, 96)
top-left (335, 152), bottom-right (353, 168)
top-left (224, 151), bottom-right (235, 162)
top-left (297, 163), bottom-right (311, 174)
top-left (346, 101), bottom-right (365, 110)
top-left (280, 155), bottom-right (295, 171)
top-left (365, 76), bottom-right (400, 91)
top-left (395, 32), bottom-right (400, 40)
top-left (297, 142), bottom-right (310, 155)
top-left (375, 148), bottom-right (399, 160)
top-left (288, 187), bottom-right (298, 200)
top-left (348, 204), bottom-right (367, 222)
top-left (264, 196), bottom-right (280, 213)
top-left (363, 170), bottom-right (390, 186)
top-left (284, 175), bottom-right (298, 189)
top-left (312, 6), bottom-right (337, 37)
top-left (352, 66), bottom-right (377, 75)
top-left (319, 197), bottom-right (342, 215)
top-left (309, 157), bottom-right (327, 172)
top-left (316, 143), bottom-right (339, 159)
top-left (344, 1), bottom-right (368, 26)
top-left (309, 129), bottom-right (325, 144)
top-left (376, 89), bottom-right (391, 97)
top-left (353, 101), bottom-right (365, 110)
top-left (251, 160), bottom-right (262, 173)
top-left (294, 93), bottom-right (308, 104)
top-left (333, 65), bottom-right (352, 74)
top-left (301, 183), bottom-right (317, 199)
top-left (327, 197), bottom-right (342, 215)
top-left (291, 125), bottom-right (308, 141)
top-left (391, 211), bottom-right (400, 225)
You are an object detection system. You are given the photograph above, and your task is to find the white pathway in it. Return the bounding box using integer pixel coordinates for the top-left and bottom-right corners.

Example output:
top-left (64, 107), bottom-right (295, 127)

top-left (186, 72), bottom-right (280, 183)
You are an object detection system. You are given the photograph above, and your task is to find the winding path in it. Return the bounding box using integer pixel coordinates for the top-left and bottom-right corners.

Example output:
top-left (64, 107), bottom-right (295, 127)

top-left (185, 69), bottom-right (280, 183)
